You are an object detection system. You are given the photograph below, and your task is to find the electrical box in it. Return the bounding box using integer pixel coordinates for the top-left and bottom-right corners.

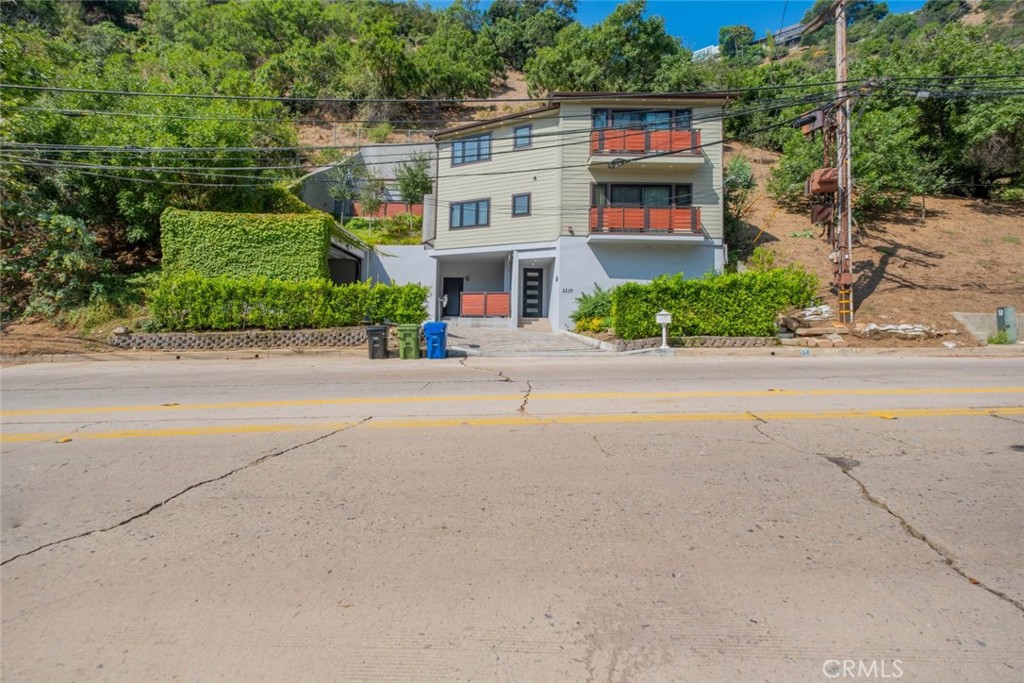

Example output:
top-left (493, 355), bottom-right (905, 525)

top-left (808, 168), bottom-right (839, 194)
top-left (996, 306), bottom-right (1018, 344)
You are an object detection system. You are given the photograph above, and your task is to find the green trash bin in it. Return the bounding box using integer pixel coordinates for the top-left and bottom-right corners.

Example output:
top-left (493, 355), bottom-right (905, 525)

top-left (397, 324), bottom-right (420, 359)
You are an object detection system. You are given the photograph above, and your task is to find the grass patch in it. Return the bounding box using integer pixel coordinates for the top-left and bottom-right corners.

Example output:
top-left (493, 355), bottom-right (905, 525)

top-left (1001, 235), bottom-right (1021, 245)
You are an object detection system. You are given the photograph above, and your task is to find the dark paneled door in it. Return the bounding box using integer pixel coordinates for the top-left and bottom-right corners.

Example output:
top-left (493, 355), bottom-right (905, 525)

top-left (442, 277), bottom-right (463, 317)
top-left (522, 268), bottom-right (543, 318)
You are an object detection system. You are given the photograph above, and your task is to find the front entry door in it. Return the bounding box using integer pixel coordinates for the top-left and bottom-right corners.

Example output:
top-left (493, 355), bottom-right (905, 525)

top-left (522, 268), bottom-right (543, 318)
top-left (442, 277), bottom-right (463, 317)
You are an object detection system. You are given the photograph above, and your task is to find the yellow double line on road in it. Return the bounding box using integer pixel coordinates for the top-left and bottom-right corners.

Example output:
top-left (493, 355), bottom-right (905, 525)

top-left (3, 405), bottom-right (1023, 444)
top-left (4, 386), bottom-right (1024, 418)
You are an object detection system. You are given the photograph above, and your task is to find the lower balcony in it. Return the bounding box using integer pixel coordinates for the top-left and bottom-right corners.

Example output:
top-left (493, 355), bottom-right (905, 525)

top-left (589, 206), bottom-right (702, 236)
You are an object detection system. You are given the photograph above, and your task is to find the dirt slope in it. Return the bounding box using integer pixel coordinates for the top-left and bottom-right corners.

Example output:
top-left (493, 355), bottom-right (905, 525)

top-left (729, 143), bottom-right (1024, 340)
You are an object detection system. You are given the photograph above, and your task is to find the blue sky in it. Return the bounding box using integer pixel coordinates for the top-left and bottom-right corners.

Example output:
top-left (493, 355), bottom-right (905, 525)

top-left (574, 1), bottom-right (929, 49)
top-left (438, 1), bottom-right (930, 51)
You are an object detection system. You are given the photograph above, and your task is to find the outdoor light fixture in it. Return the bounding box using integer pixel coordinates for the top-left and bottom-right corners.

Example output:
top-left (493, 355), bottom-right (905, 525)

top-left (656, 309), bottom-right (672, 350)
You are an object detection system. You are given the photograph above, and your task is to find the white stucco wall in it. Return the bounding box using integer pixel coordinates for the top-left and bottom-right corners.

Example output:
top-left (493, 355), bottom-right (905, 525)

top-left (553, 236), bottom-right (722, 331)
top-left (367, 245), bottom-right (439, 318)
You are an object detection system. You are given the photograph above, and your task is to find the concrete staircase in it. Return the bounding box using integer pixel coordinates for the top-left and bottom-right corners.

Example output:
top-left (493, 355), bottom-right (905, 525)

top-left (517, 318), bottom-right (551, 333)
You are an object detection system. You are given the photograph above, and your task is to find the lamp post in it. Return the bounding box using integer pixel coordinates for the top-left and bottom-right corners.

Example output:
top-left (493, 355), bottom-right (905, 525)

top-left (656, 309), bottom-right (672, 350)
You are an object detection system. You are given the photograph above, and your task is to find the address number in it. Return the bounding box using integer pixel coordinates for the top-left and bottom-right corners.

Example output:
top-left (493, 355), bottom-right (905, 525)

top-left (562, 288), bottom-right (574, 294)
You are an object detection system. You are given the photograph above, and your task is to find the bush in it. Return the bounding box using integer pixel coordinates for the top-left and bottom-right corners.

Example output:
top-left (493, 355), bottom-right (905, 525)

top-left (1, 213), bottom-right (107, 321)
top-left (611, 268), bottom-right (819, 340)
top-left (570, 284), bottom-right (614, 323)
top-left (368, 122), bottom-right (394, 143)
top-left (148, 273), bottom-right (429, 331)
top-left (343, 214), bottom-right (422, 245)
top-left (161, 207), bottom-right (333, 281)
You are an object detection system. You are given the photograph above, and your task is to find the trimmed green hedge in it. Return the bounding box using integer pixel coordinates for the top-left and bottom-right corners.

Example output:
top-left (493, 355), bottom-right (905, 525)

top-left (161, 207), bottom-right (332, 281)
top-left (148, 273), bottom-right (429, 331)
top-left (611, 269), bottom-right (819, 340)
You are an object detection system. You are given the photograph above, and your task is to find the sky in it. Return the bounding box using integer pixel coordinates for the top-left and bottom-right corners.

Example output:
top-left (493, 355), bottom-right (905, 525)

top-left (574, 1), bottom-right (930, 49)
top-left (440, 0), bottom-right (931, 51)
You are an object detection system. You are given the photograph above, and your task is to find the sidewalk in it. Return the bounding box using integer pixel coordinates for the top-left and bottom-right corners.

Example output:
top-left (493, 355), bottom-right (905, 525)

top-left (446, 324), bottom-right (603, 357)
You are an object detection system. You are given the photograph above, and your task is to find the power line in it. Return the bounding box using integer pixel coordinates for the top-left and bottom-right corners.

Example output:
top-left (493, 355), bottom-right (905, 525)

top-left (0, 80), bottom-right (878, 104)
top-left (2, 90), bottom-right (842, 166)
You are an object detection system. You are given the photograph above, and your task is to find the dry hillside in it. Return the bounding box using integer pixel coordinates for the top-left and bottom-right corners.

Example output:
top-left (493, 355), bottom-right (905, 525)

top-left (728, 143), bottom-right (1024, 342)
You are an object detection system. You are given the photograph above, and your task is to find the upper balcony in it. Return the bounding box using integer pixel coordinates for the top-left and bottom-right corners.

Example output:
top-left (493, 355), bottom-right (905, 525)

top-left (589, 128), bottom-right (704, 168)
top-left (588, 206), bottom-right (704, 242)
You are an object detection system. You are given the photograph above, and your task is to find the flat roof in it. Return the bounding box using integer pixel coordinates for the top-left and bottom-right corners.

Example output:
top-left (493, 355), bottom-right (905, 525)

top-left (434, 92), bottom-right (731, 139)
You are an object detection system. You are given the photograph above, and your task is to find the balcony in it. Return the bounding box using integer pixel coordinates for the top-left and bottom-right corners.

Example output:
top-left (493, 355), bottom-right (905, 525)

top-left (588, 207), bottom-right (703, 241)
top-left (589, 129), bottom-right (704, 168)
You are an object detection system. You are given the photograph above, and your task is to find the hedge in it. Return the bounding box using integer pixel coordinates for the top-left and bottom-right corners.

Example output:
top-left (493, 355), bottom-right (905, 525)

top-left (148, 273), bottom-right (429, 331)
top-left (161, 207), bottom-right (332, 281)
top-left (611, 269), bottom-right (819, 340)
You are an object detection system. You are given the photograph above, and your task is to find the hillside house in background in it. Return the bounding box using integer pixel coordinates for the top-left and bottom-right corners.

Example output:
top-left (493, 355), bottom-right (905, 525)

top-left (300, 142), bottom-right (433, 221)
top-left (368, 92), bottom-right (729, 331)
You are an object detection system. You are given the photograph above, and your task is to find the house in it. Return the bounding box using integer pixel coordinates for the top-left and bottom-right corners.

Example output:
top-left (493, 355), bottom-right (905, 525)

top-left (384, 92), bottom-right (728, 331)
top-left (299, 142), bottom-right (433, 221)
top-left (754, 22), bottom-right (805, 47)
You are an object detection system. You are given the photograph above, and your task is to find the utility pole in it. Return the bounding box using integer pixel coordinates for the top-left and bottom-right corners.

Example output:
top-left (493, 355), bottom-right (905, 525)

top-left (834, 0), bottom-right (854, 323)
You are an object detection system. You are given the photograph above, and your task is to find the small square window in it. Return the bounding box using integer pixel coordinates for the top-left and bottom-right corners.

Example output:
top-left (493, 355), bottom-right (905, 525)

top-left (513, 125), bottom-right (532, 149)
top-left (512, 193), bottom-right (531, 217)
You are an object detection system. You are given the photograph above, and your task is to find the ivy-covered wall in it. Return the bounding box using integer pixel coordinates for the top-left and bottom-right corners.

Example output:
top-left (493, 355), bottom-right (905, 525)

top-left (161, 206), bottom-right (332, 281)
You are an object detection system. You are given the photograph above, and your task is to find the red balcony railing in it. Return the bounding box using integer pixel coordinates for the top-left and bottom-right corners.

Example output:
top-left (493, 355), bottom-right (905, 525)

top-left (589, 206), bottom-right (701, 234)
top-left (589, 129), bottom-right (701, 156)
top-left (460, 292), bottom-right (511, 318)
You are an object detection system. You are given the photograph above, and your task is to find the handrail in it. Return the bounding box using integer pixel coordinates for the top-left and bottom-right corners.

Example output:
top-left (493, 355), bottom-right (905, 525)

top-left (589, 206), bottom-right (702, 234)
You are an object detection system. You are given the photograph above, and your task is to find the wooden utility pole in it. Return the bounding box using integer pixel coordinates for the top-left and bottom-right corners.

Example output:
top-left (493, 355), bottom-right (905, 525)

top-left (834, 0), bottom-right (854, 323)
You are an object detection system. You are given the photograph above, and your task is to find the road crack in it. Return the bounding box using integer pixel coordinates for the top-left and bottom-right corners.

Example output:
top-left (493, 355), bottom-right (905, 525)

top-left (518, 380), bottom-right (533, 414)
top-left (748, 413), bottom-right (816, 455)
top-left (825, 457), bottom-right (1024, 617)
top-left (991, 412), bottom-right (1024, 426)
top-left (458, 357), bottom-right (513, 382)
top-left (1, 418), bottom-right (371, 566)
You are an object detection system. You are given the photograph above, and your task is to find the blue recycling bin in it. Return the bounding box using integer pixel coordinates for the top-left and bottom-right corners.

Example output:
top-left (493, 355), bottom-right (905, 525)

top-left (423, 321), bottom-right (447, 359)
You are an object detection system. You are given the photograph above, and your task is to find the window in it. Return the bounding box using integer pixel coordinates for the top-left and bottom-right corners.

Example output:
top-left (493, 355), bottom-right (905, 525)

top-left (452, 134), bottom-right (491, 166)
top-left (450, 199), bottom-right (490, 228)
top-left (591, 108), bottom-right (693, 130)
top-left (511, 193), bottom-right (531, 217)
top-left (513, 125), bottom-right (533, 149)
top-left (592, 183), bottom-right (693, 207)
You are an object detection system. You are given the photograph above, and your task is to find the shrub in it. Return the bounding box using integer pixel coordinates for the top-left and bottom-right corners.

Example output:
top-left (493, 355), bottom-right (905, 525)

top-left (368, 122), bottom-right (393, 143)
top-left (611, 268), bottom-right (819, 340)
top-left (161, 207), bottom-right (332, 281)
top-left (343, 214), bottom-right (422, 245)
top-left (570, 284), bottom-right (614, 323)
top-left (148, 273), bottom-right (429, 331)
top-left (2, 213), bottom-right (107, 320)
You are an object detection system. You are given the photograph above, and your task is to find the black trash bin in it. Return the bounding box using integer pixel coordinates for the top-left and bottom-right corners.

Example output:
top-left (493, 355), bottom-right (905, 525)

top-left (366, 325), bottom-right (388, 360)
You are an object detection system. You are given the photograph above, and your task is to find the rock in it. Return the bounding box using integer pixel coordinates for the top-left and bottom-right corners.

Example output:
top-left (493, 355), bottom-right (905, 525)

top-left (113, 326), bottom-right (129, 335)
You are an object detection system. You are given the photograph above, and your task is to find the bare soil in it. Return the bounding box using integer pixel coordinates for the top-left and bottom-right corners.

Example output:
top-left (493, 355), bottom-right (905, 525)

top-left (1, 320), bottom-right (115, 357)
top-left (727, 143), bottom-right (1024, 347)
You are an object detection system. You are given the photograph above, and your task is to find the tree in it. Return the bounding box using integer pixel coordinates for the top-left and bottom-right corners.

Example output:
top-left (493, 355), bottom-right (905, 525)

top-left (396, 153), bottom-right (434, 207)
top-left (525, 0), bottom-right (682, 93)
top-left (414, 5), bottom-right (501, 98)
top-left (718, 25), bottom-right (754, 59)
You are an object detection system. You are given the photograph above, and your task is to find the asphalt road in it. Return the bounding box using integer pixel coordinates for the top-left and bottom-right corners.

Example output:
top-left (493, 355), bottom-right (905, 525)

top-left (2, 355), bottom-right (1023, 682)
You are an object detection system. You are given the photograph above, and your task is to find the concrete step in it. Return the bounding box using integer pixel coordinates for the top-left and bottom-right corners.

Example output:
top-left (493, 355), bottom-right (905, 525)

top-left (517, 318), bottom-right (551, 333)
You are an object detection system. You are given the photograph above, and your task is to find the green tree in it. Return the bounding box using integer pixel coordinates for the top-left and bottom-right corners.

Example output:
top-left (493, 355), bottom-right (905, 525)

top-left (525, 0), bottom-right (682, 93)
top-left (718, 25), bottom-right (754, 58)
top-left (396, 153), bottom-right (434, 207)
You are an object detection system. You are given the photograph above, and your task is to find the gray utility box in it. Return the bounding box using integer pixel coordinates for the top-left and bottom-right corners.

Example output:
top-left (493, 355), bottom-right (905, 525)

top-left (996, 307), bottom-right (1018, 344)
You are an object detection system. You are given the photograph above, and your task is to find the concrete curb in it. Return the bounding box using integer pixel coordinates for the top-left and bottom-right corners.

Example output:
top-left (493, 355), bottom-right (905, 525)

top-left (556, 329), bottom-right (617, 352)
top-left (3, 343), bottom-right (1022, 365)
